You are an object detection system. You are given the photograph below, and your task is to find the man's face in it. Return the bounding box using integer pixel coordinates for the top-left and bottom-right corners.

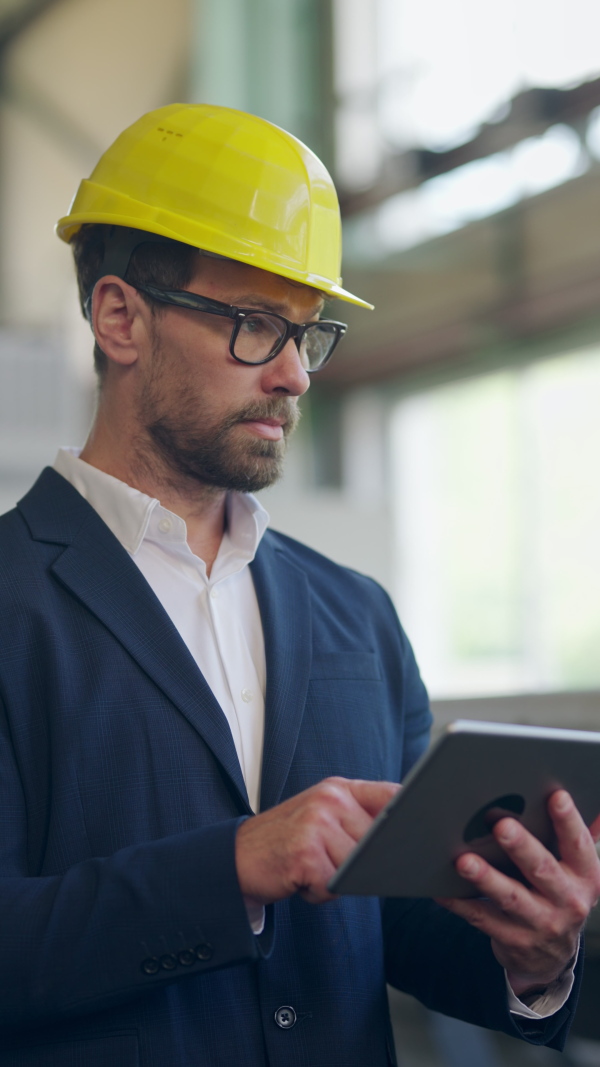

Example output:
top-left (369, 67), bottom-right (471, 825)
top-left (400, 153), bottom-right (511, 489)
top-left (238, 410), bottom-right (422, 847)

top-left (137, 257), bottom-right (320, 493)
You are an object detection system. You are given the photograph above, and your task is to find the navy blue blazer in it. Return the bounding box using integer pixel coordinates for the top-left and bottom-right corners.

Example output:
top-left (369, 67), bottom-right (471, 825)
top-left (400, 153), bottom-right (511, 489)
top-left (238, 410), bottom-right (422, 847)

top-left (0, 469), bottom-right (579, 1066)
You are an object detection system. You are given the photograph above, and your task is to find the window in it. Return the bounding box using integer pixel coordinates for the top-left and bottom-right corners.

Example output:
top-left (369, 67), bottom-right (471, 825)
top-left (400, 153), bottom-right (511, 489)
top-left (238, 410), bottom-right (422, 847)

top-left (391, 345), bottom-right (600, 697)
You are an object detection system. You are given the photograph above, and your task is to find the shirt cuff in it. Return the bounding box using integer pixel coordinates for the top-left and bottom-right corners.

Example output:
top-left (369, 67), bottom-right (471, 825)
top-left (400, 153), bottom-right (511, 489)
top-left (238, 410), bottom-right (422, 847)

top-left (506, 942), bottom-right (579, 1018)
top-left (244, 897), bottom-right (265, 935)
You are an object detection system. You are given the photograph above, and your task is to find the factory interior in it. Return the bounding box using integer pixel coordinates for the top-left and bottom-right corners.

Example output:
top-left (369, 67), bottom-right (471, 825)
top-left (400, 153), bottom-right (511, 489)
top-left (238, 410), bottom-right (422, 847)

top-left (1, 0), bottom-right (600, 1062)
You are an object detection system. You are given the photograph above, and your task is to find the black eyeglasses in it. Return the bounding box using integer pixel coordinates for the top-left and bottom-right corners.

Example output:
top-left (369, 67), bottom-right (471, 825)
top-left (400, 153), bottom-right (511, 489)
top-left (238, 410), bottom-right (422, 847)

top-left (134, 283), bottom-right (347, 372)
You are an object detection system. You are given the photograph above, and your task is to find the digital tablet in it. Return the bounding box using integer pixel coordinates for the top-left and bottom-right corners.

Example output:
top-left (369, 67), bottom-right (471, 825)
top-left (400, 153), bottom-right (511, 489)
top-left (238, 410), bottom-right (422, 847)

top-left (329, 720), bottom-right (600, 898)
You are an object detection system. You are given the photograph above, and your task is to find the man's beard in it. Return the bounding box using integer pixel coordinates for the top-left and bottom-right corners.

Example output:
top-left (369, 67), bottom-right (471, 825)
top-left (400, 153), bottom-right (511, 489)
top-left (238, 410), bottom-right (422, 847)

top-left (140, 382), bottom-right (300, 494)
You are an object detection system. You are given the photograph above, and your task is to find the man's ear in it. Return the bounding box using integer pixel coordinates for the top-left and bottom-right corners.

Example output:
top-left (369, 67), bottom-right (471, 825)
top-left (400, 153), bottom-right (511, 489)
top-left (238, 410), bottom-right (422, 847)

top-left (91, 276), bottom-right (149, 367)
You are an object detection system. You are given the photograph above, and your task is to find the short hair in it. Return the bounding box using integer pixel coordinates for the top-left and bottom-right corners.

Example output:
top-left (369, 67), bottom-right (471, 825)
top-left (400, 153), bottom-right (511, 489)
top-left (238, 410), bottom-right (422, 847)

top-left (70, 225), bottom-right (198, 382)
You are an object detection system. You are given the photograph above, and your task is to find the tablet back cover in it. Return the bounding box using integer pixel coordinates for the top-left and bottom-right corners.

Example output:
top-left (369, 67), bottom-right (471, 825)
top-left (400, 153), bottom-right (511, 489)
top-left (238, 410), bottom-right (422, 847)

top-left (330, 720), bottom-right (600, 898)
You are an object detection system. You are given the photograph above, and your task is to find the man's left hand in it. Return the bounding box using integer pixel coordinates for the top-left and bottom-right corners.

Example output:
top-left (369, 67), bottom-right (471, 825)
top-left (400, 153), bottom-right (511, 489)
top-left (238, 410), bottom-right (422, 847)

top-left (438, 790), bottom-right (600, 998)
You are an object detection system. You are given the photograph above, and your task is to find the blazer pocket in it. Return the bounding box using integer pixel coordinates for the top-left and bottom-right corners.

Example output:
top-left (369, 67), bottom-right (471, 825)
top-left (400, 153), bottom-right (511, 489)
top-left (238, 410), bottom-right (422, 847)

top-left (0, 1032), bottom-right (139, 1067)
top-left (309, 651), bottom-right (381, 681)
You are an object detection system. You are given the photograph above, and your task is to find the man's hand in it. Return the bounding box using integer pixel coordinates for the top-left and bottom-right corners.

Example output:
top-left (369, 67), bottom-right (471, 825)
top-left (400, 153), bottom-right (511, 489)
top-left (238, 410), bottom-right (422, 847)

top-left (235, 777), bottom-right (399, 906)
top-left (438, 790), bottom-right (600, 997)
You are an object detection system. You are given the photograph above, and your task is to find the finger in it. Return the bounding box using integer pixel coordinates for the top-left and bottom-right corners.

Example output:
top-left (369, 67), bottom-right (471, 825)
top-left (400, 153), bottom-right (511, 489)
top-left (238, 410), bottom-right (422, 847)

top-left (436, 894), bottom-right (530, 944)
top-left (346, 779), bottom-right (400, 819)
top-left (454, 850), bottom-right (548, 923)
top-left (298, 826), bottom-right (361, 904)
top-left (588, 812), bottom-right (600, 843)
top-left (326, 824), bottom-right (368, 871)
top-left (337, 801), bottom-right (376, 845)
top-left (490, 817), bottom-right (575, 905)
top-left (548, 791), bottom-right (600, 876)
top-left (308, 780), bottom-right (383, 844)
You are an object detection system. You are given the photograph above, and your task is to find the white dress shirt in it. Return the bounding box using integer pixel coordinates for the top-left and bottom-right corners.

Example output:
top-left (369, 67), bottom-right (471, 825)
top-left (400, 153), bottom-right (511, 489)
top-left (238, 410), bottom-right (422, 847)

top-left (53, 446), bottom-right (575, 1019)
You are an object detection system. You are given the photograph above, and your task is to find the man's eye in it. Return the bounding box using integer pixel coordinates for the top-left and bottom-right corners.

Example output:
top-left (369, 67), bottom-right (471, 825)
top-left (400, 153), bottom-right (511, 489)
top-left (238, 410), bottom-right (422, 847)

top-left (241, 317), bottom-right (262, 334)
top-left (240, 315), bottom-right (280, 338)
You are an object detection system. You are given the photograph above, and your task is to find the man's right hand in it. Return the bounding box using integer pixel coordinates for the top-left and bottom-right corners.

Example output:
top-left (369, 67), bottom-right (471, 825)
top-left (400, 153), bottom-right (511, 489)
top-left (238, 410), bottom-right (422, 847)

top-left (235, 777), bottom-right (399, 906)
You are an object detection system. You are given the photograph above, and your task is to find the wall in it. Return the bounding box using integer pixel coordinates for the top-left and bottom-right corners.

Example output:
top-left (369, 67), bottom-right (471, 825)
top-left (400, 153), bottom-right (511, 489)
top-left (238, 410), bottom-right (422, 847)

top-left (0, 0), bottom-right (189, 507)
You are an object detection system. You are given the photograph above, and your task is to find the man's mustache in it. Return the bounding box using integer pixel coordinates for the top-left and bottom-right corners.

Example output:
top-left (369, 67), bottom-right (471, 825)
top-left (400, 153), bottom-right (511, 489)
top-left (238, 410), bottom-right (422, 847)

top-left (226, 399), bottom-right (300, 437)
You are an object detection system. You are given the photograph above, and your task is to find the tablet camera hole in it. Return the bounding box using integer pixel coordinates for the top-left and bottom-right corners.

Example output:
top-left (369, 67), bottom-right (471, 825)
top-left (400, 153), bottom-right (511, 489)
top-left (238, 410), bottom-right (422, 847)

top-left (463, 794), bottom-right (526, 844)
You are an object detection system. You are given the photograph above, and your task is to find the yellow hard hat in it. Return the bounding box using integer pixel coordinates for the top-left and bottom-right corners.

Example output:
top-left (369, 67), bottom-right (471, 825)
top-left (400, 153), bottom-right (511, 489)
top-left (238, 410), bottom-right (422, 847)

top-left (56, 103), bottom-right (373, 310)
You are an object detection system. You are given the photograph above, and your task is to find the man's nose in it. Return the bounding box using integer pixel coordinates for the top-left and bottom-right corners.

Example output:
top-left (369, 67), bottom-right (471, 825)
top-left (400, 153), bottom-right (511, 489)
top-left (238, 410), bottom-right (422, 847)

top-left (260, 337), bottom-right (311, 396)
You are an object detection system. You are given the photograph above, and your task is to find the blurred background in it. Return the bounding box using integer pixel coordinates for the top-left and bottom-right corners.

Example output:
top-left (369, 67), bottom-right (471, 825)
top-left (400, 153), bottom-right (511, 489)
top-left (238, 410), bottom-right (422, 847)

top-left (1, 0), bottom-right (600, 1063)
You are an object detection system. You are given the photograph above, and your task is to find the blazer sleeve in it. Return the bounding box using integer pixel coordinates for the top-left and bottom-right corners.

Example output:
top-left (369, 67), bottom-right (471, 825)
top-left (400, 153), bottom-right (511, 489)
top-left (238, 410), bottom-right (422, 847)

top-left (0, 696), bottom-right (272, 1032)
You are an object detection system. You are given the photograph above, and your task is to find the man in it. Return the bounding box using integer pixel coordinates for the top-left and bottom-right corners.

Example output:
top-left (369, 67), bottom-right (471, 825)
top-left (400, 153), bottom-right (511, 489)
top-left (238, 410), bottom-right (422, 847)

top-left (0, 103), bottom-right (597, 1067)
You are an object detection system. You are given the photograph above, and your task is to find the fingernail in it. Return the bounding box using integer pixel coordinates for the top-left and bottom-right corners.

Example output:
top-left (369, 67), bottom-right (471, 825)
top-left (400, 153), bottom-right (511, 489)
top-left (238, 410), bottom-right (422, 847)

top-left (459, 857), bottom-right (480, 878)
top-left (554, 791), bottom-right (571, 813)
top-left (497, 822), bottom-right (517, 844)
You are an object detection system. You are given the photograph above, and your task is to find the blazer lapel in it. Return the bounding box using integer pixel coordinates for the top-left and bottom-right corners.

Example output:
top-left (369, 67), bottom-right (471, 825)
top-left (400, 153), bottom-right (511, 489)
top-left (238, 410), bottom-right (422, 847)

top-left (251, 532), bottom-right (312, 811)
top-left (18, 469), bottom-right (251, 812)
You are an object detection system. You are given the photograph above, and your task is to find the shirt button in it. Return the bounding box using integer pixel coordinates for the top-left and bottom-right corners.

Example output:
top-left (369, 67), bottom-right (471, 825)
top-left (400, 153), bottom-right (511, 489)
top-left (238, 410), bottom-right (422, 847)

top-left (158, 518), bottom-right (172, 533)
top-left (210, 588), bottom-right (219, 599)
top-left (274, 1005), bottom-right (297, 1029)
top-left (241, 688), bottom-right (253, 703)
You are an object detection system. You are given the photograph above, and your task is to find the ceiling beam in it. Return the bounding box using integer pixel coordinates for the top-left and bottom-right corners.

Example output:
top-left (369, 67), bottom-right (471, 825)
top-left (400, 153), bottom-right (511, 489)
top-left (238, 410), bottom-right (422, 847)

top-left (340, 76), bottom-right (600, 217)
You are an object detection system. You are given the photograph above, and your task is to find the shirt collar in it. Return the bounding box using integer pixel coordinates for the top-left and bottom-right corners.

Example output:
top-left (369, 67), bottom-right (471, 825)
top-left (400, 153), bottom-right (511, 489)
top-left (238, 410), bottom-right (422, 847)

top-left (53, 447), bottom-right (270, 566)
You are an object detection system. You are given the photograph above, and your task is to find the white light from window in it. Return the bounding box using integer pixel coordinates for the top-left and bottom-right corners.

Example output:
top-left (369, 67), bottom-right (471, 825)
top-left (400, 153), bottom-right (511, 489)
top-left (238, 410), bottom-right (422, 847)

top-left (375, 0), bottom-right (600, 152)
top-left (586, 106), bottom-right (600, 159)
top-left (373, 125), bottom-right (585, 254)
top-left (391, 345), bottom-right (600, 698)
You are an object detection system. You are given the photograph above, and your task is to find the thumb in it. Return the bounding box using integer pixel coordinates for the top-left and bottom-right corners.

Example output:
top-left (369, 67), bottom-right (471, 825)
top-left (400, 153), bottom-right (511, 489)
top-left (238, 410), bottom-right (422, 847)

top-left (347, 779), bottom-right (401, 818)
top-left (589, 812), bottom-right (600, 843)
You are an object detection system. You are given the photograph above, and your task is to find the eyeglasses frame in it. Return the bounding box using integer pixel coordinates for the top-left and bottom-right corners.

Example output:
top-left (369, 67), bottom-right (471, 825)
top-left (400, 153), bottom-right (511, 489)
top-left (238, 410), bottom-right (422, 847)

top-left (133, 283), bottom-right (347, 371)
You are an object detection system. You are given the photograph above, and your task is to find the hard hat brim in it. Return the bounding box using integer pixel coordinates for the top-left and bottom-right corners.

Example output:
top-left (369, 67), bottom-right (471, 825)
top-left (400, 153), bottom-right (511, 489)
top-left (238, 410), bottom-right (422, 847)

top-left (56, 213), bottom-right (374, 310)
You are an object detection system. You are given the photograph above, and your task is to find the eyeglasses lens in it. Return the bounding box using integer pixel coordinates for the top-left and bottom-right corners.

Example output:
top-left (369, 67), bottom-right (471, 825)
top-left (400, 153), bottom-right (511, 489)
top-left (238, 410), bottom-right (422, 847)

top-left (234, 314), bottom-right (338, 369)
top-left (234, 313), bottom-right (286, 364)
top-left (301, 324), bottom-right (338, 369)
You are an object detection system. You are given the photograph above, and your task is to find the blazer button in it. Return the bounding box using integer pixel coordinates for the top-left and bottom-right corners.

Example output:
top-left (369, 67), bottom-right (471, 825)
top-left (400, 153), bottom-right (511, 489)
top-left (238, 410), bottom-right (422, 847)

top-left (160, 954), bottom-right (178, 971)
top-left (178, 948), bottom-right (196, 967)
top-left (141, 957), bottom-right (160, 975)
top-left (195, 942), bottom-right (213, 961)
top-left (274, 1006), bottom-right (297, 1029)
